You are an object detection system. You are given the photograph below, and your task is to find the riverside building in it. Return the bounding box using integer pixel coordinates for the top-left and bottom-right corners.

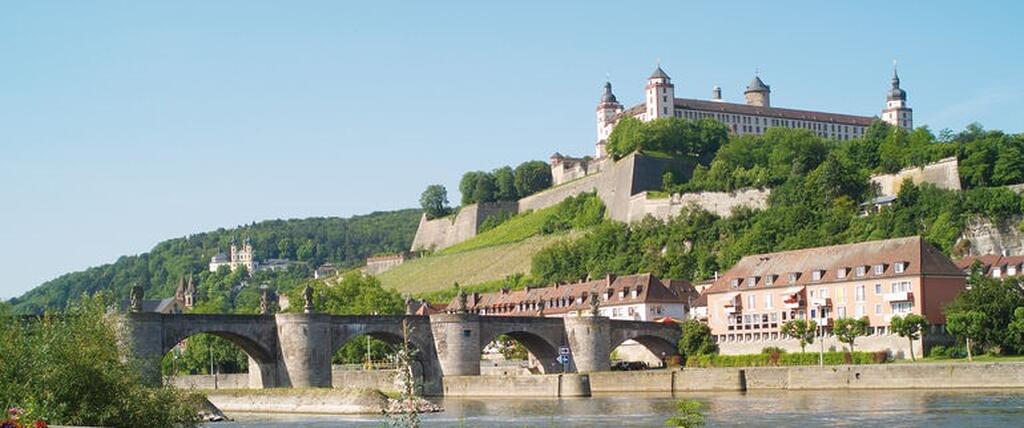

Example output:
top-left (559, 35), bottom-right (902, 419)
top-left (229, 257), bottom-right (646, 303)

top-left (703, 236), bottom-right (965, 358)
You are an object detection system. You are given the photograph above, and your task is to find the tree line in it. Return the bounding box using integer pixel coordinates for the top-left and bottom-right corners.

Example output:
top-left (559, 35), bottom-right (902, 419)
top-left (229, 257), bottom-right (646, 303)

top-left (419, 160), bottom-right (553, 219)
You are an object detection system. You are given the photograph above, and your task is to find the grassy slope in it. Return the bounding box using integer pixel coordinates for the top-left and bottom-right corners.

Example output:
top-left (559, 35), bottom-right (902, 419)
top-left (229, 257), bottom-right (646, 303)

top-left (377, 233), bottom-right (572, 295)
top-left (379, 203), bottom-right (585, 295)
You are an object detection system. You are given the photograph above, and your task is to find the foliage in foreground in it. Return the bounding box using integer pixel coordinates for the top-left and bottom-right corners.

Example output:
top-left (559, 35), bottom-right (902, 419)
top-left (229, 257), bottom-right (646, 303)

top-left (664, 399), bottom-right (705, 428)
top-left (0, 296), bottom-right (202, 427)
top-left (677, 320), bottom-right (718, 360)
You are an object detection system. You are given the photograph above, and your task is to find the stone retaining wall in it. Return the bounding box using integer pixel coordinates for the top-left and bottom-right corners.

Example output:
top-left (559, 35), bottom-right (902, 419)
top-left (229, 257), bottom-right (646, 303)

top-left (441, 374), bottom-right (591, 397)
top-left (167, 373), bottom-right (250, 390)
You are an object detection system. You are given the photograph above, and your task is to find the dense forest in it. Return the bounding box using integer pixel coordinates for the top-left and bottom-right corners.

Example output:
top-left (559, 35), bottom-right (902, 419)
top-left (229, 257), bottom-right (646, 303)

top-left (532, 120), bottom-right (1024, 285)
top-left (8, 209), bottom-right (422, 314)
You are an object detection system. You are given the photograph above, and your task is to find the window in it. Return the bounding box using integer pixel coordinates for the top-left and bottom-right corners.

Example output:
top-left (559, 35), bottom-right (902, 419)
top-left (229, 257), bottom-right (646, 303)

top-left (730, 279), bottom-right (740, 288)
top-left (894, 262), bottom-right (906, 274)
top-left (855, 266), bottom-right (867, 277)
top-left (836, 287), bottom-right (845, 303)
top-left (874, 264), bottom-right (885, 274)
top-left (812, 270), bottom-right (823, 281)
top-left (747, 276), bottom-right (758, 287)
top-left (766, 275), bottom-right (775, 286)
top-left (855, 285), bottom-right (865, 302)
top-left (892, 301), bottom-right (913, 314)
top-left (819, 288), bottom-right (828, 298)
top-left (875, 304), bottom-right (883, 315)
top-left (837, 268), bottom-right (847, 279)
top-left (855, 304), bottom-right (865, 318)
top-left (875, 283), bottom-right (882, 294)
top-left (891, 281), bottom-right (911, 293)
top-left (789, 272), bottom-right (800, 283)
top-left (748, 294), bottom-right (756, 309)
top-left (765, 294), bottom-right (773, 309)
top-left (809, 290), bottom-right (815, 298)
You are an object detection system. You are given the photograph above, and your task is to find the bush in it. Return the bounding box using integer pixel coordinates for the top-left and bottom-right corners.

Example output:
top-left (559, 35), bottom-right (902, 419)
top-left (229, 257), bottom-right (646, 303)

top-left (0, 295), bottom-right (203, 427)
top-left (927, 345), bottom-right (966, 359)
top-left (685, 351), bottom-right (888, 368)
top-left (478, 211), bottom-right (515, 233)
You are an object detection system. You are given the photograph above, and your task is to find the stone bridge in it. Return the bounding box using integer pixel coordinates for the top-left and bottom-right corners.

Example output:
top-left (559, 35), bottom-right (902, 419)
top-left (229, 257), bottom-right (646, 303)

top-left (125, 312), bottom-right (680, 395)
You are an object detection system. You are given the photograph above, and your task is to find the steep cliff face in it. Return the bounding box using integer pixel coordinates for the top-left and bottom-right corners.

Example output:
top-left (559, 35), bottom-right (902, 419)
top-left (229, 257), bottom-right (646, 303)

top-left (956, 215), bottom-right (1024, 257)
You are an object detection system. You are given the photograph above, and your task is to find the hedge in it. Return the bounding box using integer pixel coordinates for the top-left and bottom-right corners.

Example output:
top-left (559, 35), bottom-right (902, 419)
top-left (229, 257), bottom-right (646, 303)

top-left (685, 351), bottom-right (889, 368)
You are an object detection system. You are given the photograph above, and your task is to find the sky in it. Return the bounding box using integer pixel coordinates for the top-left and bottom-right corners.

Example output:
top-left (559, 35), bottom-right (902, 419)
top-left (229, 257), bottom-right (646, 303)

top-left (2, 1), bottom-right (1022, 299)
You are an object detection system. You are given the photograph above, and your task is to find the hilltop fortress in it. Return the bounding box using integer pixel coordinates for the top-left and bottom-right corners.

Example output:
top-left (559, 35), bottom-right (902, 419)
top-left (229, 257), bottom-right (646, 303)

top-left (412, 65), bottom-right (915, 252)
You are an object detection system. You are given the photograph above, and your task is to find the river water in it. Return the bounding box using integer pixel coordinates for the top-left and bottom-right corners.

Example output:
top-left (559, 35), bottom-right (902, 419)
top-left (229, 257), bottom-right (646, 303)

top-left (216, 389), bottom-right (1024, 427)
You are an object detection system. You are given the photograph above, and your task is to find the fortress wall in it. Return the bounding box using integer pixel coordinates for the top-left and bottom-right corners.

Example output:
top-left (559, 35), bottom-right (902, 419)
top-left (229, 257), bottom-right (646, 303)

top-left (626, 188), bottom-right (770, 222)
top-left (518, 171), bottom-right (605, 213)
top-left (410, 202), bottom-right (520, 252)
top-left (871, 157), bottom-right (961, 196)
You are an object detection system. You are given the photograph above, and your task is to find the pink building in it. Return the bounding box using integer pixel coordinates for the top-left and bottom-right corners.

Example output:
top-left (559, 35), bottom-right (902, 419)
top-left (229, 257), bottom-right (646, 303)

top-left (704, 236), bottom-right (965, 357)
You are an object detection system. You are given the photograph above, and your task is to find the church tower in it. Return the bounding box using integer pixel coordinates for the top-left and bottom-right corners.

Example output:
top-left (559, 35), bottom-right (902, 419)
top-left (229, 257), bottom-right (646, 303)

top-left (595, 80), bottom-right (624, 158)
top-left (881, 64), bottom-right (913, 131)
top-left (744, 74), bottom-right (771, 107)
top-left (644, 65), bottom-right (675, 121)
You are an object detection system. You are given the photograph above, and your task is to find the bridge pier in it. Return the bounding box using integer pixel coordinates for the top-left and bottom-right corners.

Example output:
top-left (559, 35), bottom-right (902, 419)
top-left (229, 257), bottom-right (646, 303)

top-left (275, 313), bottom-right (333, 387)
top-left (429, 313), bottom-right (481, 376)
top-left (564, 317), bottom-right (611, 373)
top-left (123, 313), bottom-right (166, 386)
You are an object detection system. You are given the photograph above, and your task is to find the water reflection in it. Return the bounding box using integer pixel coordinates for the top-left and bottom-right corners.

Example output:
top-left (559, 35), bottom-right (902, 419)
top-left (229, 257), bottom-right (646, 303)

top-left (218, 389), bottom-right (1024, 427)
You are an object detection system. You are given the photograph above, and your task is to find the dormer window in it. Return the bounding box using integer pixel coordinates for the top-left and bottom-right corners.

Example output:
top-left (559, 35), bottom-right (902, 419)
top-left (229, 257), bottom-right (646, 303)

top-left (837, 268), bottom-right (848, 279)
top-left (1009, 264), bottom-right (1019, 276)
top-left (765, 275), bottom-right (776, 286)
top-left (874, 264), bottom-right (886, 275)
top-left (855, 266), bottom-right (867, 277)
top-left (812, 270), bottom-right (824, 281)
top-left (894, 262), bottom-right (907, 274)
top-left (788, 272), bottom-right (800, 283)
top-left (994, 267), bottom-right (1003, 278)
top-left (746, 276), bottom-right (758, 287)
top-left (730, 279), bottom-right (741, 288)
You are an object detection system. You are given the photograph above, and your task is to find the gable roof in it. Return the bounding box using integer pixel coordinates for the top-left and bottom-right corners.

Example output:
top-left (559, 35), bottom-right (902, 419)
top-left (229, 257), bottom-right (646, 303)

top-left (705, 236), bottom-right (963, 295)
top-left (446, 273), bottom-right (695, 316)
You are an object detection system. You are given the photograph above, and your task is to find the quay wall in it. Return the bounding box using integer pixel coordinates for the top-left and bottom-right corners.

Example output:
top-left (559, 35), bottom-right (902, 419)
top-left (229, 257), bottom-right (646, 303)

top-left (167, 373), bottom-right (250, 390)
top-left (442, 374), bottom-right (591, 397)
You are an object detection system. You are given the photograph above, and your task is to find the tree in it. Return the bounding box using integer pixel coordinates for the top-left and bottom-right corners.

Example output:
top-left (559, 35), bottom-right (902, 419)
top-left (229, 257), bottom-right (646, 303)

top-left (946, 310), bottom-right (986, 361)
top-left (890, 314), bottom-right (929, 361)
top-left (459, 171), bottom-right (487, 205)
top-left (419, 184), bottom-right (450, 219)
top-left (780, 319), bottom-right (817, 353)
top-left (1006, 307), bottom-right (1024, 354)
top-left (514, 160), bottom-right (553, 197)
top-left (605, 116), bottom-right (645, 159)
top-left (493, 166), bottom-right (518, 201)
top-left (833, 317), bottom-right (869, 353)
top-left (678, 320), bottom-right (718, 359)
top-left (473, 172), bottom-right (498, 203)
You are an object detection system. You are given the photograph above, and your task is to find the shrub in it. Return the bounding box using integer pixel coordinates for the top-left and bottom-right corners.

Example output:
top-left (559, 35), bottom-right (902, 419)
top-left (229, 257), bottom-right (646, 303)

top-left (0, 295), bottom-right (203, 427)
top-left (760, 346), bottom-right (787, 355)
top-left (685, 351), bottom-right (887, 368)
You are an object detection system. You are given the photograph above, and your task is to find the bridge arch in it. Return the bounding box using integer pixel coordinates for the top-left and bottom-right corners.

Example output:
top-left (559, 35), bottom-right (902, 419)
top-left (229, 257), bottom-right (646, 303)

top-left (328, 316), bottom-right (442, 395)
top-left (608, 320), bottom-right (682, 367)
top-left (480, 318), bottom-right (565, 374)
top-left (155, 314), bottom-right (280, 388)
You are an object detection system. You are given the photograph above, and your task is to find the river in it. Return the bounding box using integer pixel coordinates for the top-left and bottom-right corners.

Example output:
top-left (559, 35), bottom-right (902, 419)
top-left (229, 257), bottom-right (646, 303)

top-left (215, 389), bottom-right (1024, 427)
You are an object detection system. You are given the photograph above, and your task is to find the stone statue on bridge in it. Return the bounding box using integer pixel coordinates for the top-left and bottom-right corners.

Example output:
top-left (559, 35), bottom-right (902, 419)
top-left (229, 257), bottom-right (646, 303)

top-left (129, 284), bottom-right (143, 313)
top-left (536, 299), bottom-right (545, 317)
top-left (259, 288), bottom-right (277, 315)
top-left (456, 285), bottom-right (468, 314)
top-left (303, 285), bottom-right (314, 314)
top-left (589, 291), bottom-right (600, 317)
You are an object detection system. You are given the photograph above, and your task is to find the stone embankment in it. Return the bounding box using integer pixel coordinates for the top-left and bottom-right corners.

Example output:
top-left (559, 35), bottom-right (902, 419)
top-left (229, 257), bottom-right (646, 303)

top-left (204, 388), bottom-right (442, 415)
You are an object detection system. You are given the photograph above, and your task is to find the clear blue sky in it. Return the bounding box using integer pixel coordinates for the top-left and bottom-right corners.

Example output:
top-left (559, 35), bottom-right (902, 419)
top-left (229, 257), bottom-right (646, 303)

top-left (2, 1), bottom-right (1022, 299)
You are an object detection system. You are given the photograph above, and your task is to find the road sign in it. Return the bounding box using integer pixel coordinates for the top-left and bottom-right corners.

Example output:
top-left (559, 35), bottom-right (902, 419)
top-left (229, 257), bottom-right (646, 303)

top-left (559, 346), bottom-right (570, 356)
top-left (556, 355), bottom-right (569, 365)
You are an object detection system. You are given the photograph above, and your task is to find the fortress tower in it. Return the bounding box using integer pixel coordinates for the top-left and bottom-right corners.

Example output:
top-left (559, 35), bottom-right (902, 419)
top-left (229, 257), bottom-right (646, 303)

top-left (881, 64), bottom-right (913, 131)
top-left (744, 74), bottom-right (771, 107)
top-left (595, 81), bottom-right (624, 158)
top-left (644, 65), bottom-right (675, 121)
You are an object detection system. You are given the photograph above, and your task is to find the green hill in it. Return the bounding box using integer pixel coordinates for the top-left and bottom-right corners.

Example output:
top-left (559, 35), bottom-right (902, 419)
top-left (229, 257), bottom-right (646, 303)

top-left (9, 209), bottom-right (422, 314)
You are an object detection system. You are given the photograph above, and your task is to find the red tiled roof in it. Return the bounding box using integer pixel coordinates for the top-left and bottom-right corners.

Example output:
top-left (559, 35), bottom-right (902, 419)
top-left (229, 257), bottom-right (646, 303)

top-left (705, 236), bottom-right (963, 295)
top-left (955, 255), bottom-right (1024, 275)
top-left (446, 273), bottom-right (695, 316)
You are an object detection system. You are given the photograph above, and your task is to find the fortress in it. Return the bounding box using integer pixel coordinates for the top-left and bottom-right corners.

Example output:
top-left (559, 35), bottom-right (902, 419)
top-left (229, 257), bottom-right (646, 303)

top-left (411, 64), bottom-right (914, 252)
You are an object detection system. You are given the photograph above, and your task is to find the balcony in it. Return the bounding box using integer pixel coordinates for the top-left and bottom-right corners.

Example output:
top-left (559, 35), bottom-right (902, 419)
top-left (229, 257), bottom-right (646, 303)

top-left (884, 291), bottom-right (913, 302)
top-left (724, 305), bottom-right (741, 314)
top-left (810, 297), bottom-right (831, 307)
top-left (783, 298), bottom-right (803, 309)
